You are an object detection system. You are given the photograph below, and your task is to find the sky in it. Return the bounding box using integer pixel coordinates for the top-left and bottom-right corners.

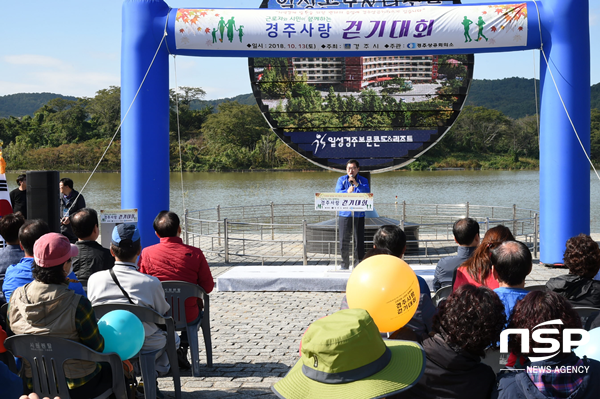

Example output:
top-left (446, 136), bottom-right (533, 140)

top-left (1, 0), bottom-right (598, 100)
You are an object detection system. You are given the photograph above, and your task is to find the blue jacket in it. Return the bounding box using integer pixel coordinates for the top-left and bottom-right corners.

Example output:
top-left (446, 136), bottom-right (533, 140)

top-left (494, 286), bottom-right (529, 322)
top-left (3, 257), bottom-right (86, 302)
top-left (335, 174), bottom-right (370, 218)
top-left (0, 245), bottom-right (25, 304)
top-left (433, 246), bottom-right (476, 291)
top-left (0, 361), bottom-right (22, 399)
top-left (495, 354), bottom-right (600, 399)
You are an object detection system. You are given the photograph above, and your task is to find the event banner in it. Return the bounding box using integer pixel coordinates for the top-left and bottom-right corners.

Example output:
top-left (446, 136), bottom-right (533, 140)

top-left (175, 4), bottom-right (528, 52)
top-left (315, 193), bottom-right (374, 211)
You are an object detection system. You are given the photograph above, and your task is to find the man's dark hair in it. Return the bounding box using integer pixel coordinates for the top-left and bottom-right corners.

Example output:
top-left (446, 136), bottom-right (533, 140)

top-left (153, 211), bottom-right (180, 237)
top-left (452, 218), bottom-right (480, 246)
top-left (434, 284), bottom-right (506, 357)
top-left (19, 219), bottom-right (50, 256)
top-left (563, 234), bottom-right (600, 278)
top-left (490, 241), bottom-right (532, 286)
top-left (59, 177), bottom-right (74, 189)
top-left (373, 225), bottom-right (406, 258)
top-left (0, 212), bottom-right (26, 243)
top-left (32, 264), bottom-right (68, 285)
top-left (16, 174), bottom-right (26, 185)
top-left (71, 208), bottom-right (98, 239)
top-left (346, 159), bottom-right (360, 168)
top-left (111, 241), bottom-right (141, 262)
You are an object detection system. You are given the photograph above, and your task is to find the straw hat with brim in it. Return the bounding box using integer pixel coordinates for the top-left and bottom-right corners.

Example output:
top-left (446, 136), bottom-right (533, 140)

top-left (272, 308), bottom-right (425, 399)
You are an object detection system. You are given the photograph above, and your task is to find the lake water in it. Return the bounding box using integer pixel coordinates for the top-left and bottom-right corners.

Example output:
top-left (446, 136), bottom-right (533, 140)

top-left (6, 170), bottom-right (600, 232)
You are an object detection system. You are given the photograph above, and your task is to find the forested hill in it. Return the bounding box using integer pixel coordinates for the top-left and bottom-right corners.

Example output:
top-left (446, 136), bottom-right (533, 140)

top-left (1, 78), bottom-right (598, 119)
top-left (466, 78), bottom-right (600, 119)
top-left (191, 93), bottom-right (256, 110)
top-left (0, 93), bottom-right (77, 118)
top-left (465, 78), bottom-right (540, 119)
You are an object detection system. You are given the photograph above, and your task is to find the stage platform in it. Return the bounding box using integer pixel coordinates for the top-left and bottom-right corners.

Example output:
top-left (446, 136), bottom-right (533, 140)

top-left (216, 264), bottom-right (436, 292)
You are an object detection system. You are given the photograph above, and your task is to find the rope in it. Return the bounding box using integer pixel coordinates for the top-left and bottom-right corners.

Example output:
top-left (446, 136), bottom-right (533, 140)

top-left (64, 15), bottom-right (171, 216)
top-left (173, 55), bottom-right (186, 211)
top-left (531, 0), bottom-right (599, 181)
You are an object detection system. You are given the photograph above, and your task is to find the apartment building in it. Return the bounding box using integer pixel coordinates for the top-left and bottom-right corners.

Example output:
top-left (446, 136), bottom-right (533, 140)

top-left (287, 55), bottom-right (438, 90)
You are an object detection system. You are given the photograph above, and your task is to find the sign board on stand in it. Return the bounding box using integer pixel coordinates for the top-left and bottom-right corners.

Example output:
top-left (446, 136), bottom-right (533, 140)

top-left (315, 193), bottom-right (373, 212)
top-left (100, 209), bottom-right (138, 249)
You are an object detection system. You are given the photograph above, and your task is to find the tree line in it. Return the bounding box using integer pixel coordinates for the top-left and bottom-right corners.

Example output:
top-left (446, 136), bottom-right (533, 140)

top-left (0, 85), bottom-right (598, 171)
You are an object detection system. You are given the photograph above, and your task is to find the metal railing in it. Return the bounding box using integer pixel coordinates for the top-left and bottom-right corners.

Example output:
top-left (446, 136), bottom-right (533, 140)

top-left (183, 202), bottom-right (539, 265)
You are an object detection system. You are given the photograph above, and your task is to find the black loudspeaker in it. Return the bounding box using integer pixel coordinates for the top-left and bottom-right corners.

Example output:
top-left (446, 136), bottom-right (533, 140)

top-left (26, 171), bottom-right (60, 233)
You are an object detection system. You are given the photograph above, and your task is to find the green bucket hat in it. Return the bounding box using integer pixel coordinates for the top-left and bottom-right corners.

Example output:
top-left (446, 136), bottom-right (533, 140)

top-left (272, 308), bottom-right (425, 399)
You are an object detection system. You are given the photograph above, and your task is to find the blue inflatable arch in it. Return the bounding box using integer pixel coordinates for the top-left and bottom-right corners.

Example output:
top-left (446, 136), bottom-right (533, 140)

top-left (121, 0), bottom-right (590, 265)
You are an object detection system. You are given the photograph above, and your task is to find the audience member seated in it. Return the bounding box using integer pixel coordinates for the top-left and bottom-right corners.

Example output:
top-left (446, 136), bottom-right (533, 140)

top-left (0, 212), bottom-right (25, 304)
top-left (433, 217), bottom-right (479, 291)
top-left (271, 308), bottom-right (426, 399)
top-left (7, 233), bottom-right (111, 399)
top-left (453, 225), bottom-right (515, 291)
top-left (70, 208), bottom-right (114, 282)
top-left (391, 284), bottom-right (506, 399)
top-left (3, 220), bottom-right (85, 303)
top-left (546, 234), bottom-right (600, 308)
top-left (496, 291), bottom-right (600, 398)
top-left (491, 241), bottom-right (532, 321)
top-left (340, 225), bottom-right (437, 338)
top-left (88, 224), bottom-right (175, 395)
top-left (138, 211), bottom-right (214, 370)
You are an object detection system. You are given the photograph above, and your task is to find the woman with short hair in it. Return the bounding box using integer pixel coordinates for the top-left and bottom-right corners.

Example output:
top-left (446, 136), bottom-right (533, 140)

top-left (392, 284), bottom-right (506, 399)
top-left (8, 233), bottom-right (112, 399)
top-left (496, 291), bottom-right (600, 398)
top-left (546, 234), bottom-right (600, 308)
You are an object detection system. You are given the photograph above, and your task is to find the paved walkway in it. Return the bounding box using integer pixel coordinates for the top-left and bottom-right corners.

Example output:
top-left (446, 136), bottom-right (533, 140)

top-left (157, 235), bottom-right (600, 398)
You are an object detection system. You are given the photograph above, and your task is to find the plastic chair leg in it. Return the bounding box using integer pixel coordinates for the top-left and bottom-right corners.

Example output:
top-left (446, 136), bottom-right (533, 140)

top-left (165, 331), bottom-right (182, 399)
top-left (186, 324), bottom-right (201, 377)
top-left (139, 350), bottom-right (160, 399)
top-left (201, 315), bottom-right (213, 367)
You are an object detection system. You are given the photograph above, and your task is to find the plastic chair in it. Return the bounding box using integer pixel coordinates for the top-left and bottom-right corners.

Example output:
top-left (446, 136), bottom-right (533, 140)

top-left (4, 334), bottom-right (128, 399)
top-left (161, 281), bottom-right (212, 377)
top-left (524, 284), bottom-right (547, 292)
top-left (573, 307), bottom-right (600, 331)
top-left (93, 303), bottom-right (181, 399)
top-left (431, 285), bottom-right (452, 307)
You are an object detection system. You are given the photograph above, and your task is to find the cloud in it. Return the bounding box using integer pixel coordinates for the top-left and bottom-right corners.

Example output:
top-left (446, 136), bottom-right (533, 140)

top-left (590, 12), bottom-right (598, 27)
top-left (3, 54), bottom-right (67, 70)
top-left (0, 53), bottom-right (119, 97)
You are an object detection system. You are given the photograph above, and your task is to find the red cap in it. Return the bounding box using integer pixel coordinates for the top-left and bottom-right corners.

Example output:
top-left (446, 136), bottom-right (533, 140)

top-left (33, 232), bottom-right (79, 268)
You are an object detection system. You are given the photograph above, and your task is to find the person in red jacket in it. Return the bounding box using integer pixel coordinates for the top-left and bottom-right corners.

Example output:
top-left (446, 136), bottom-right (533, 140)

top-left (138, 211), bottom-right (214, 370)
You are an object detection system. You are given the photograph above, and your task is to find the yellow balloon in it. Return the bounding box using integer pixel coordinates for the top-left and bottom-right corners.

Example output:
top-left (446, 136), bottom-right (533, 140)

top-left (346, 255), bottom-right (421, 333)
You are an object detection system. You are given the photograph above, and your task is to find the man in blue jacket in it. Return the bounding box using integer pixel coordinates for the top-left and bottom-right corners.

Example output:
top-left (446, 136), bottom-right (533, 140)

top-left (335, 159), bottom-right (370, 270)
top-left (3, 219), bottom-right (85, 302)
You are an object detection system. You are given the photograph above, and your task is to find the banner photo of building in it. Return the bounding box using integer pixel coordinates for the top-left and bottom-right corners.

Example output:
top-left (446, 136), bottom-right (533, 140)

top-left (245, 0), bottom-right (477, 172)
top-left (174, 4), bottom-right (528, 52)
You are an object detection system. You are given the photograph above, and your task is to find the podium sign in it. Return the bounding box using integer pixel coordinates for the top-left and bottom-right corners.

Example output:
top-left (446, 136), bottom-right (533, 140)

top-left (315, 193), bottom-right (373, 212)
top-left (100, 209), bottom-right (138, 249)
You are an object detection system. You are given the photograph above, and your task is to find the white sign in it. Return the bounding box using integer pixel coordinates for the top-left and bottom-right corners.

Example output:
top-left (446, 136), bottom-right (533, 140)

top-left (500, 319), bottom-right (589, 362)
top-left (315, 193), bottom-right (373, 211)
top-left (100, 209), bottom-right (138, 249)
top-left (175, 4), bottom-right (528, 52)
